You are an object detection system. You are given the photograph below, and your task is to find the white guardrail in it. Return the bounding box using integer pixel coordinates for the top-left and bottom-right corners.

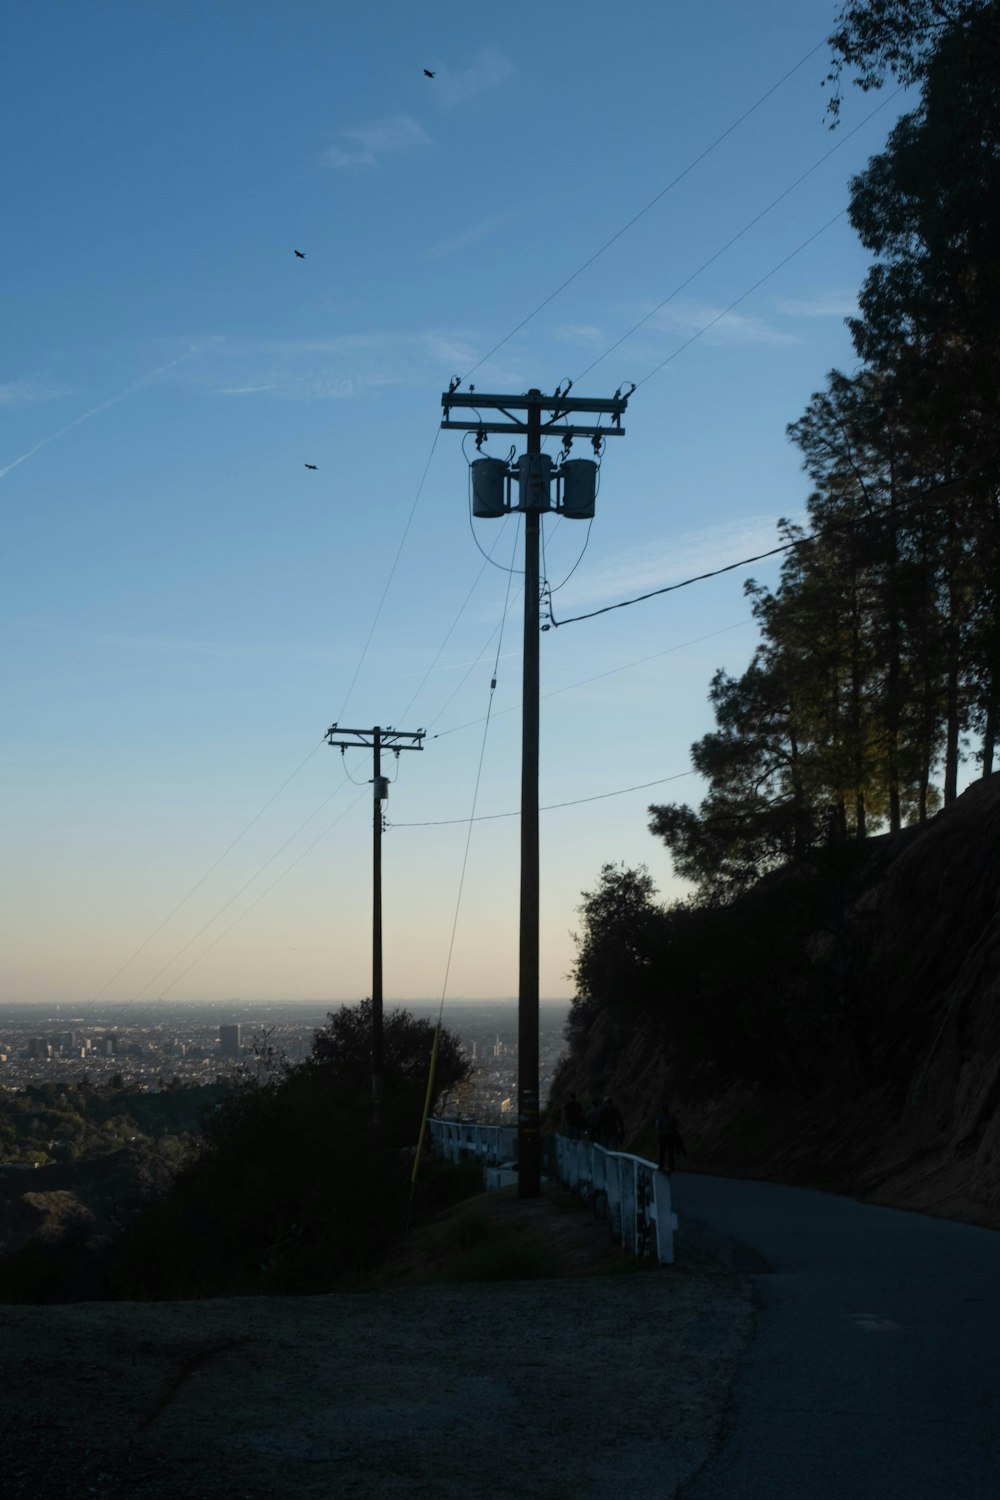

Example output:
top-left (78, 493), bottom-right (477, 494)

top-left (426, 1118), bottom-right (677, 1266)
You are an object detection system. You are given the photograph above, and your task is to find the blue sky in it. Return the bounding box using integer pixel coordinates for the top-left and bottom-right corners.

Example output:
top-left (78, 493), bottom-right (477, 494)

top-left (1, 1), bottom-right (912, 1006)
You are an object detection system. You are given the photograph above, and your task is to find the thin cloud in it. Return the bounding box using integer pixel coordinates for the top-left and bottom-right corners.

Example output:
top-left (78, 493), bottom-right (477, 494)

top-left (550, 323), bottom-right (608, 350)
top-left (652, 299), bottom-right (797, 346)
top-left (324, 114), bottom-right (429, 169)
top-left (194, 330), bottom-right (504, 401)
top-left (774, 291), bottom-right (858, 318)
top-left (565, 514), bottom-right (806, 607)
top-left (0, 376), bottom-right (75, 407)
top-left (0, 344), bottom-right (214, 484)
top-left (20, 617), bottom-right (356, 664)
top-left (433, 49), bottom-right (513, 109)
top-left (426, 209), bottom-right (517, 260)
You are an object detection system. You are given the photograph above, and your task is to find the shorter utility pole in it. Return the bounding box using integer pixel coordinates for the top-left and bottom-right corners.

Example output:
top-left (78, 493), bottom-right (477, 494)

top-left (325, 723), bottom-right (425, 1138)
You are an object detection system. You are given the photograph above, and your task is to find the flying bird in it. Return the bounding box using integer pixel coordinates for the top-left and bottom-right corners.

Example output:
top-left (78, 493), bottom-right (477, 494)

top-left (304, 463), bottom-right (318, 470)
top-left (294, 249), bottom-right (305, 258)
top-left (423, 69), bottom-right (435, 78)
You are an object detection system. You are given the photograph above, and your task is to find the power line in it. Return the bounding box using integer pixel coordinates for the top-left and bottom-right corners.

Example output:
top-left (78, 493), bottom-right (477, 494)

top-left (431, 619), bottom-right (754, 739)
top-left (84, 737), bottom-right (328, 1006)
top-left (573, 87), bottom-right (901, 387)
top-left (395, 517), bottom-right (515, 723)
top-left (104, 777), bottom-right (354, 1019)
top-left (548, 472), bottom-right (969, 628)
top-left (389, 770), bottom-right (696, 828)
top-left (335, 428), bottom-right (442, 721)
top-left (633, 206), bottom-right (848, 393)
top-left (154, 790), bottom-right (369, 1002)
top-left (423, 573), bottom-right (524, 731)
top-left (431, 523), bottom-right (519, 1005)
top-left (459, 37), bottom-right (828, 384)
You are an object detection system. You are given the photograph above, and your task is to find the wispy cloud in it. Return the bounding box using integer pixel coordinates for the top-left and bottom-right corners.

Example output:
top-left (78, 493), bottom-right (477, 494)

top-left (432, 49), bottom-right (513, 109)
top-left (324, 114), bottom-right (429, 169)
top-left (426, 209), bottom-right (518, 260)
top-left (774, 291), bottom-right (857, 319)
top-left (564, 514), bottom-right (805, 607)
top-left (19, 616), bottom-right (354, 666)
top-left (0, 375), bottom-right (75, 407)
top-left (0, 344), bottom-right (214, 484)
top-left (193, 329), bottom-right (503, 402)
top-left (550, 323), bottom-right (608, 350)
top-left (651, 299), bottom-right (797, 346)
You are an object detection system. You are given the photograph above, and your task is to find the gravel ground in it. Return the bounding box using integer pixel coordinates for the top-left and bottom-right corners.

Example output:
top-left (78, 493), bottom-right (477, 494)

top-left (2, 1264), bottom-right (756, 1499)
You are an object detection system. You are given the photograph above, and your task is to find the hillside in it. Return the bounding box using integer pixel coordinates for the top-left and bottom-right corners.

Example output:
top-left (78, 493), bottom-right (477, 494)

top-left (552, 772), bottom-right (1000, 1230)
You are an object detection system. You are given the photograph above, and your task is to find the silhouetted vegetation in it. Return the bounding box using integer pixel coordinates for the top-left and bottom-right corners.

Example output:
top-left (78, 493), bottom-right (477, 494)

top-left (105, 1002), bottom-right (470, 1299)
top-left (651, 0), bottom-right (1000, 899)
top-left (0, 1004), bottom-right (473, 1302)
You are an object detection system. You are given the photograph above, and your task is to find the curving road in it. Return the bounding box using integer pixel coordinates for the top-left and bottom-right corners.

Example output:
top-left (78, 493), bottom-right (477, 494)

top-left (672, 1172), bottom-right (1000, 1500)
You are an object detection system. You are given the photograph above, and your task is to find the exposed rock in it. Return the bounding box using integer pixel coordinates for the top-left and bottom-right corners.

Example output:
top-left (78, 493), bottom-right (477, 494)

top-left (554, 772), bottom-right (1000, 1231)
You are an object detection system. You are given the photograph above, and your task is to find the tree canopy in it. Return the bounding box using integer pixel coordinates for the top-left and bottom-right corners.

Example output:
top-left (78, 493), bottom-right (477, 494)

top-left (652, 2), bottom-right (999, 901)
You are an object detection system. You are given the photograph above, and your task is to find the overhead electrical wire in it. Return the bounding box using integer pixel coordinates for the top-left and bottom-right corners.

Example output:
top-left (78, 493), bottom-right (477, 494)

top-left (103, 776), bottom-right (356, 1021)
top-left (430, 618), bottom-right (754, 740)
top-left (395, 516), bottom-right (515, 723)
top-left (422, 541), bottom-right (523, 731)
top-left (389, 770), bottom-right (696, 829)
top-left (547, 473), bottom-right (970, 629)
top-left (572, 87), bottom-right (902, 387)
top-left (153, 790), bottom-right (370, 1003)
top-left (459, 35), bottom-right (829, 385)
top-left (335, 429), bottom-right (442, 722)
top-left (630, 206), bottom-right (848, 394)
top-left (84, 736), bottom-right (328, 1007)
top-left (410, 532), bottom-right (520, 1186)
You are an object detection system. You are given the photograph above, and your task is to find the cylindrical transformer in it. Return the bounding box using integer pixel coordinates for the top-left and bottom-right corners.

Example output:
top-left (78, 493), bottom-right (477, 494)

top-left (471, 457), bottom-right (508, 518)
top-left (374, 775), bottom-right (390, 801)
top-left (560, 459), bottom-right (598, 519)
top-left (517, 452), bottom-right (553, 511)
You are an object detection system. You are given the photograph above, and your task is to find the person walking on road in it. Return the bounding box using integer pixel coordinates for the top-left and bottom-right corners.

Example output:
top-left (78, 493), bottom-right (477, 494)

top-left (598, 1097), bottom-right (625, 1151)
top-left (563, 1094), bottom-right (586, 1140)
top-left (585, 1100), bottom-right (602, 1142)
top-left (655, 1102), bottom-right (687, 1174)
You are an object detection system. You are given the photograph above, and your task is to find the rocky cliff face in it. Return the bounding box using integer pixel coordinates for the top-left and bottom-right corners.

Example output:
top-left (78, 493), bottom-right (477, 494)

top-left (553, 773), bottom-right (1000, 1231)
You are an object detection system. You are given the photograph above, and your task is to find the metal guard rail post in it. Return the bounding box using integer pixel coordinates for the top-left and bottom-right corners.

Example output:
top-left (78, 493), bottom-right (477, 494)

top-left (425, 1119), bottom-right (677, 1266)
top-left (426, 1117), bottom-right (518, 1169)
top-left (555, 1134), bottom-right (677, 1266)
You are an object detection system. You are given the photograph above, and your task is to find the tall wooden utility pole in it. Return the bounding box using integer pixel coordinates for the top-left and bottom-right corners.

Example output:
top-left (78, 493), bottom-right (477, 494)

top-left (440, 385), bottom-right (630, 1195)
top-left (324, 723), bottom-right (425, 1137)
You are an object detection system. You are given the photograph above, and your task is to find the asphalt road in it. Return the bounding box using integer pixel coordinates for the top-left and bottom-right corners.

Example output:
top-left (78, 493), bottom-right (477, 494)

top-left (671, 1171), bottom-right (1000, 1500)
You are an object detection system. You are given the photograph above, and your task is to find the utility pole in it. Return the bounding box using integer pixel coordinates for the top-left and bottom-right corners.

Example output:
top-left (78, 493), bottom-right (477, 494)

top-left (440, 383), bottom-right (631, 1195)
top-left (324, 723), bottom-right (425, 1138)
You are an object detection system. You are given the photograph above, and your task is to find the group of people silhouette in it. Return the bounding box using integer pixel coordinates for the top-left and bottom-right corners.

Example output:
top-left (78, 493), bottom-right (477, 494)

top-left (561, 1094), bottom-right (687, 1174)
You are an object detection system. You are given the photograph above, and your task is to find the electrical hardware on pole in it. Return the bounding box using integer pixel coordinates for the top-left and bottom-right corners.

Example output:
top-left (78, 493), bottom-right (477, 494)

top-left (440, 386), bottom-right (630, 1197)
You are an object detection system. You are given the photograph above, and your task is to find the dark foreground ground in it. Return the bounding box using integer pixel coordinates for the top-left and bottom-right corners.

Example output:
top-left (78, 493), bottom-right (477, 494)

top-left (1, 1183), bottom-right (756, 1500)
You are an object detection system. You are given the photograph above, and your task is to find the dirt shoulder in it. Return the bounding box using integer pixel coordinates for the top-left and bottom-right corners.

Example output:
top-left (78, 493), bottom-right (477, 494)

top-left (2, 1186), bottom-right (757, 1500)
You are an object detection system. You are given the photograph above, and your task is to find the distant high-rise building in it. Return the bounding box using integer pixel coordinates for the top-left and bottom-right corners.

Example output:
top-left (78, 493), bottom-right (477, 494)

top-left (219, 1023), bottom-right (242, 1058)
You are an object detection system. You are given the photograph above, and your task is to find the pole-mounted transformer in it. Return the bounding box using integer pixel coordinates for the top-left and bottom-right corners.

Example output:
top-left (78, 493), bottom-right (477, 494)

top-left (471, 452), bottom-right (598, 520)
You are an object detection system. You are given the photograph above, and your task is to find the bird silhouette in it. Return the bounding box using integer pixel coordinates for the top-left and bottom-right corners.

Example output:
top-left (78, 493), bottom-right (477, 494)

top-left (304, 463), bottom-right (318, 470)
top-left (423, 69), bottom-right (435, 78)
top-left (294, 250), bottom-right (305, 258)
